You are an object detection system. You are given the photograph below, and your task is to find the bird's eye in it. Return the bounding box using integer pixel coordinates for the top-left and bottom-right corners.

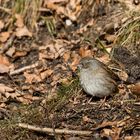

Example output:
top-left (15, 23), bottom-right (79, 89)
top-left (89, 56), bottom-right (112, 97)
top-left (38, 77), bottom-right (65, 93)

top-left (83, 61), bottom-right (90, 69)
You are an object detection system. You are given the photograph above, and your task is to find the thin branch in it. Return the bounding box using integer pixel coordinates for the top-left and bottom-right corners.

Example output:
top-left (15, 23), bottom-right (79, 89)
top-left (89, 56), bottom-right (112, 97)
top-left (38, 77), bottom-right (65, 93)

top-left (10, 62), bottom-right (39, 75)
top-left (18, 123), bottom-right (92, 136)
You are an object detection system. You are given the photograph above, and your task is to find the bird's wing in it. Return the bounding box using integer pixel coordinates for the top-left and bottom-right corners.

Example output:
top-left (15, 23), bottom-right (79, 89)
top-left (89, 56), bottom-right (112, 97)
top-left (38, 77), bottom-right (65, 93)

top-left (96, 59), bottom-right (120, 81)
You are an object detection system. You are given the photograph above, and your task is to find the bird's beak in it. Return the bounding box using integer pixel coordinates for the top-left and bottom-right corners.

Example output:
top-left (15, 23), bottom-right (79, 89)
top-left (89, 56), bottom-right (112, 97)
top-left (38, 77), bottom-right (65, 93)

top-left (77, 63), bottom-right (82, 70)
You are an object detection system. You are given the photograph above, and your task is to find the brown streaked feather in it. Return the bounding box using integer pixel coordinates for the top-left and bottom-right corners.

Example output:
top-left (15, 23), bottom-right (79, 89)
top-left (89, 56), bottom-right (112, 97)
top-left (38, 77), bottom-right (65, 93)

top-left (95, 58), bottom-right (120, 81)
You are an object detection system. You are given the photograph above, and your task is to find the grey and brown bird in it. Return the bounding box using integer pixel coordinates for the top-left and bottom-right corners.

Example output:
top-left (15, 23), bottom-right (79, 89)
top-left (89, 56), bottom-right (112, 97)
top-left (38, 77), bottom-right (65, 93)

top-left (78, 57), bottom-right (119, 98)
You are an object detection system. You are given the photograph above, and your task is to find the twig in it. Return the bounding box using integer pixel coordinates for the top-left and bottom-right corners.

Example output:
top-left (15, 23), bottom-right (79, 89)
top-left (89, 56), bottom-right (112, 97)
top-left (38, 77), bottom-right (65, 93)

top-left (18, 123), bottom-right (92, 136)
top-left (10, 62), bottom-right (39, 75)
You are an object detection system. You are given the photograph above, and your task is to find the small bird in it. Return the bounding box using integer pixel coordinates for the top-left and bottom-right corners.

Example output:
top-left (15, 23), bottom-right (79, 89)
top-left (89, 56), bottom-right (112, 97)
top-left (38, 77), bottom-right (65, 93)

top-left (78, 57), bottom-right (119, 98)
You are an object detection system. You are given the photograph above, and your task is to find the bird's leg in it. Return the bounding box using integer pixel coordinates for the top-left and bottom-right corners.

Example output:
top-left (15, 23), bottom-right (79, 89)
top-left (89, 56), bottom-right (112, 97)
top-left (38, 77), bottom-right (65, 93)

top-left (87, 97), bottom-right (93, 103)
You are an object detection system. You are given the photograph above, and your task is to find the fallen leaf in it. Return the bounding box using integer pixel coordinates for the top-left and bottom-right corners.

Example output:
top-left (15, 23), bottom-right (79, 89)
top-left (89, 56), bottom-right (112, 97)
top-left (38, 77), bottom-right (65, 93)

top-left (0, 103), bottom-right (6, 108)
top-left (0, 32), bottom-right (10, 42)
top-left (4, 91), bottom-right (19, 98)
top-left (0, 84), bottom-right (14, 94)
top-left (40, 69), bottom-right (53, 79)
top-left (39, 39), bottom-right (67, 60)
top-left (14, 96), bottom-right (31, 104)
top-left (105, 34), bottom-right (116, 43)
top-left (98, 54), bottom-right (110, 64)
top-left (0, 64), bottom-right (9, 73)
top-left (45, 0), bottom-right (80, 21)
top-left (0, 54), bottom-right (10, 73)
top-left (51, 74), bottom-right (61, 86)
top-left (6, 47), bottom-right (16, 57)
top-left (65, 0), bottom-right (81, 21)
top-left (70, 53), bottom-right (80, 71)
top-left (79, 46), bottom-right (93, 58)
top-left (13, 51), bottom-right (27, 58)
top-left (15, 26), bottom-right (32, 37)
top-left (24, 69), bottom-right (53, 84)
top-left (0, 55), bottom-right (11, 66)
top-left (15, 14), bottom-right (24, 28)
top-left (24, 72), bottom-right (41, 84)
top-left (63, 51), bottom-right (70, 62)
top-left (103, 128), bottom-right (112, 135)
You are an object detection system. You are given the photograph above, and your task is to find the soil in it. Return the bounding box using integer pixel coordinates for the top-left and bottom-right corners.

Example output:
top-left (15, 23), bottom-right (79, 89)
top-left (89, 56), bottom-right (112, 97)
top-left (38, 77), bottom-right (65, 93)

top-left (0, 1), bottom-right (140, 140)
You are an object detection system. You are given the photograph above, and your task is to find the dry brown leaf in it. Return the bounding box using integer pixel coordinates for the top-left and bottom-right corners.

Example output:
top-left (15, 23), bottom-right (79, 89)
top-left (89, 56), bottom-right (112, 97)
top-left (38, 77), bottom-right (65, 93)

top-left (111, 127), bottom-right (122, 140)
top-left (6, 47), bottom-right (16, 57)
top-left (15, 14), bottom-right (24, 28)
top-left (0, 32), bottom-right (10, 42)
top-left (24, 69), bottom-right (53, 84)
top-left (13, 51), bottom-right (27, 58)
top-left (17, 96), bottom-right (32, 104)
top-left (103, 128), bottom-right (113, 136)
top-left (70, 53), bottom-right (80, 71)
top-left (0, 84), bottom-right (14, 93)
top-left (4, 92), bottom-right (19, 98)
top-left (0, 54), bottom-right (11, 66)
top-left (0, 64), bottom-right (9, 73)
top-left (51, 74), bottom-right (61, 86)
top-left (15, 26), bottom-right (32, 37)
top-left (63, 51), bottom-right (70, 62)
top-left (98, 54), bottom-right (110, 64)
top-left (0, 20), bottom-right (4, 30)
top-left (79, 46), bottom-right (93, 58)
top-left (46, 2), bottom-right (64, 14)
top-left (66, 0), bottom-right (81, 20)
top-left (24, 94), bottom-right (40, 100)
top-left (45, 0), bottom-right (80, 21)
top-left (102, 125), bottom-right (121, 140)
top-left (24, 72), bottom-right (41, 84)
top-left (0, 54), bottom-right (11, 73)
top-left (105, 34), bottom-right (116, 43)
top-left (0, 103), bottom-right (6, 108)
top-left (40, 69), bottom-right (53, 79)
top-left (39, 39), bottom-right (67, 60)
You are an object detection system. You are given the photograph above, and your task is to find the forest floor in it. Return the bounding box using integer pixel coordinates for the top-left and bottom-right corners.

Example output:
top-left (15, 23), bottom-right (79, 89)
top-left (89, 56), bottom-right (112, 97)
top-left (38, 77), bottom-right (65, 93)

top-left (0, 0), bottom-right (140, 139)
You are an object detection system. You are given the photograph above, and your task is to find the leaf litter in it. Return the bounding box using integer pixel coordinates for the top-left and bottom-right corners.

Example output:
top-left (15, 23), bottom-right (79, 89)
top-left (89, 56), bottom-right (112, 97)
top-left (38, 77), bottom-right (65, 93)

top-left (0, 0), bottom-right (140, 139)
